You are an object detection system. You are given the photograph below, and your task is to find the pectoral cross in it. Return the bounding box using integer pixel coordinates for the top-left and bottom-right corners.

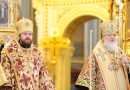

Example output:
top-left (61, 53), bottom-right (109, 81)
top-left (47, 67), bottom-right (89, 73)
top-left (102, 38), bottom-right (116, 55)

top-left (42, 36), bottom-right (70, 61)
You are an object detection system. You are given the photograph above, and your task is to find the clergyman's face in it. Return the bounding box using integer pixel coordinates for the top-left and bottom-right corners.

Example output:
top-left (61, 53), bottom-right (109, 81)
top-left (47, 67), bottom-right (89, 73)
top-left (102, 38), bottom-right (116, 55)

top-left (103, 33), bottom-right (117, 52)
top-left (103, 33), bottom-right (117, 43)
top-left (19, 31), bottom-right (33, 46)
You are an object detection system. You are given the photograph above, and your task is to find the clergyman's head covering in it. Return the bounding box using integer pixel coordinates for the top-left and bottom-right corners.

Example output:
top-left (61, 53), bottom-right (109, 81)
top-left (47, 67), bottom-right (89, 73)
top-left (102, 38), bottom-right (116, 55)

top-left (16, 18), bottom-right (33, 35)
top-left (100, 20), bottom-right (118, 36)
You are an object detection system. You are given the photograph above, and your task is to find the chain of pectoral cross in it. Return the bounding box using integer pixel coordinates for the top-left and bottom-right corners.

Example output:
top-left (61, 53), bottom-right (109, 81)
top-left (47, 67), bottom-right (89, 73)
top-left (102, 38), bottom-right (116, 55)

top-left (109, 52), bottom-right (119, 71)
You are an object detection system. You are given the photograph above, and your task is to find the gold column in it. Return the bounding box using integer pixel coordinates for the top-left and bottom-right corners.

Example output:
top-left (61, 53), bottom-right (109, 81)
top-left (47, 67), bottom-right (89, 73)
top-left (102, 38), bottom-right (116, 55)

top-left (115, 0), bottom-right (124, 49)
top-left (55, 47), bottom-right (74, 90)
top-left (9, 0), bottom-right (18, 27)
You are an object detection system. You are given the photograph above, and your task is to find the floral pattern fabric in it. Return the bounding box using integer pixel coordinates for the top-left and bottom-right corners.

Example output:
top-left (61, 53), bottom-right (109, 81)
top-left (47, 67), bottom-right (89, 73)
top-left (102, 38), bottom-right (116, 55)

top-left (75, 53), bottom-right (105, 90)
top-left (1, 40), bottom-right (55, 90)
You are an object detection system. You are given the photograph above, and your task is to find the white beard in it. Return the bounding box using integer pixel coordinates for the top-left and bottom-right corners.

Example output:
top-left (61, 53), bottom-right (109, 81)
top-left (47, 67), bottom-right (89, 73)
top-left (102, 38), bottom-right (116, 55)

top-left (104, 40), bottom-right (117, 52)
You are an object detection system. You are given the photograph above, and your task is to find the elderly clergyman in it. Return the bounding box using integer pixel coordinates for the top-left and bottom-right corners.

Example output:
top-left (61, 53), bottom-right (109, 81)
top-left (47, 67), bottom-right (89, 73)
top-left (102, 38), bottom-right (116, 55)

top-left (75, 20), bottom-right (130, 90)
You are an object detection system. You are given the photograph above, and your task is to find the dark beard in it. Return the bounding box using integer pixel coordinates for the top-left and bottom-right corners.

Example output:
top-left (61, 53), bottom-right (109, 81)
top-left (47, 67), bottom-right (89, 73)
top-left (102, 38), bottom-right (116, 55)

top-left (19, 39), bottom-right (32, 48)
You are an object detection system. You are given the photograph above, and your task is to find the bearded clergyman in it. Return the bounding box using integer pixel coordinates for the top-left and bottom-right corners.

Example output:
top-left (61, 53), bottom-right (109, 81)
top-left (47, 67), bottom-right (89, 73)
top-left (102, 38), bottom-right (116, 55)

top-left (0, 18), bottom-right (55, 90)
top-left (75, 20), bottom-right (130, 90)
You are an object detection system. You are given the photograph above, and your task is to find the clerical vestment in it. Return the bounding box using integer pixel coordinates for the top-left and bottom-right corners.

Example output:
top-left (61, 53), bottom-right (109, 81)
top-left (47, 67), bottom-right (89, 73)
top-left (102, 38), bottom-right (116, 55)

top-left (0, 40), bottom-right (55, 90)
top-left (75, 40), bottom-right (128, 90)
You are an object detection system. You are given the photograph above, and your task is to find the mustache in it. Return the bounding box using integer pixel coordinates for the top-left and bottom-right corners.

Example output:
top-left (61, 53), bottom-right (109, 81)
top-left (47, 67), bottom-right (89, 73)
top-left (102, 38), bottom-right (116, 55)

top-left (25, 38), bottom-right (31, 40)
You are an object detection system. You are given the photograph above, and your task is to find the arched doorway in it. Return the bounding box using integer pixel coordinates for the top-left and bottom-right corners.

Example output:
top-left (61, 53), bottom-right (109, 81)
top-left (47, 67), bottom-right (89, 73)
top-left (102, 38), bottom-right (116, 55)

top-left (62, 16), bottom-right (101, 90)
top-left (57, 7), bottom-right (109, 89)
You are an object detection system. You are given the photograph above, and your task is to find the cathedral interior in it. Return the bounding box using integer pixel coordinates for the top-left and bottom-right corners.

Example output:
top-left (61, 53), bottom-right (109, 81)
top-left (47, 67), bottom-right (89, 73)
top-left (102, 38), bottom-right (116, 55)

top-left (0, 0), bottom-right (130, 90)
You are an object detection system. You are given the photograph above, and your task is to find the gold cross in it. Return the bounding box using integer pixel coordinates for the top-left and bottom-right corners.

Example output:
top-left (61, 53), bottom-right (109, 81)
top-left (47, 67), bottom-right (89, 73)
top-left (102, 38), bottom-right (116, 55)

top-left (41, 36), bottom-right (70, 61)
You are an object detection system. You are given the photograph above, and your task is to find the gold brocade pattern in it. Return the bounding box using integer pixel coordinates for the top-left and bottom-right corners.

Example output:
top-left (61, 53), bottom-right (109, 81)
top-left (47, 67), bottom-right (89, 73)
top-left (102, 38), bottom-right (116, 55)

top-left (76, 40), bottom-right (128, 90)
top-left (1, 40), bottom-right (55, 90)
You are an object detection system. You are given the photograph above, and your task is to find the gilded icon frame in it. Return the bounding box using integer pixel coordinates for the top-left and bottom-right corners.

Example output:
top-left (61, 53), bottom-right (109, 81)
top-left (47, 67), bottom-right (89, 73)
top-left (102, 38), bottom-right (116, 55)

top-left (0, 0), bottom-right (18, 53)
top-left (0, 0), bottom-right (18, 32)
top-left (0, 0), bottom-right (8, 27)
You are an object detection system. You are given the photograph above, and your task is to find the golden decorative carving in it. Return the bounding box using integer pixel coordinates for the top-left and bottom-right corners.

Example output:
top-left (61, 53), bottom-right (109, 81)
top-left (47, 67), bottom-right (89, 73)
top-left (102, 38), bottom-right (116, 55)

top-left (32, 0), bottom-right (111, 37)
top-left (32, 0), bottom-right (127, 90)
top-left (41, 36), bottom-right (70, 63)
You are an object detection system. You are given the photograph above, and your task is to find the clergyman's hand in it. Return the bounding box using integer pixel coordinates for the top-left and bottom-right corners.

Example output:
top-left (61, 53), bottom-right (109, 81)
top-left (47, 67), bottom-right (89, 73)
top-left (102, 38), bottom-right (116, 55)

top-left (116, 52), bottom-right (129, 65)
top-left (120, 53), bottom-right (129, 65)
